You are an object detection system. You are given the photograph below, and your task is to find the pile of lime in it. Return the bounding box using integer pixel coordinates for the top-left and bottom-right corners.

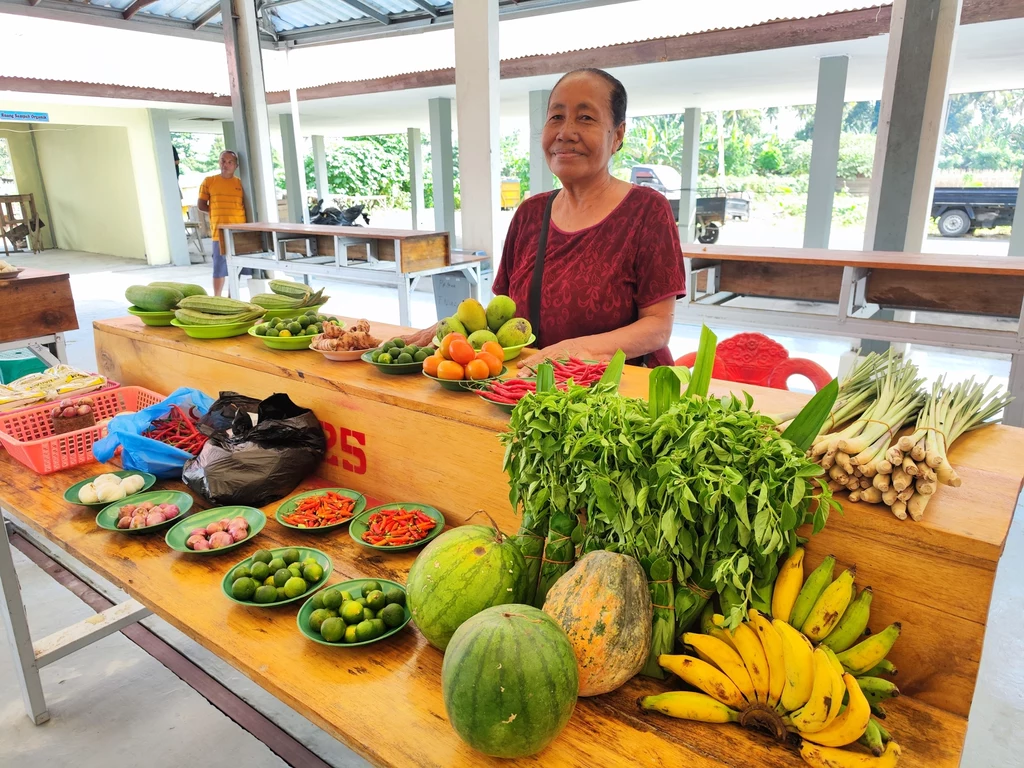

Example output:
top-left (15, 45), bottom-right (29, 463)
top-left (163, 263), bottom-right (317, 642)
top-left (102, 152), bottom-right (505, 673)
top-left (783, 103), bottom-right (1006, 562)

top-left (370, 338), bottom-right (433, 365)
top-left (229, 548), bottom-right (325, 604)
top-left (252, 310), bottom-right (341, 338)
top-left (307, 580), bottom-right (407, 643)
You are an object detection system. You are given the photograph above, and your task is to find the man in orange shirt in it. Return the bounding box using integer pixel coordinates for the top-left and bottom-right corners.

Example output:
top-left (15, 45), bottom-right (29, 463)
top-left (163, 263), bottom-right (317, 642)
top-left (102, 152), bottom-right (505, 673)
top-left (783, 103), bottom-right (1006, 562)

top-left (198, 150), bottom-right (249, 296)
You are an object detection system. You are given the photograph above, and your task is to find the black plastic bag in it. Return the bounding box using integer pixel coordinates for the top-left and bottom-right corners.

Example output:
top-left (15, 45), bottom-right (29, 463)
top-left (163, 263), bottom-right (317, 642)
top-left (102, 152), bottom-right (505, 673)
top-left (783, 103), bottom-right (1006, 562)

top-left (182, 392), bottom-right (326, 507)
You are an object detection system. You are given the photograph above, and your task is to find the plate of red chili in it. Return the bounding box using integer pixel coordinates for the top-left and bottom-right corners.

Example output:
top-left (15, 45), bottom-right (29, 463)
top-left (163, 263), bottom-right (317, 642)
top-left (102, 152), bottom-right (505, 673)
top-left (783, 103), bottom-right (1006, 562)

top-left (349, 503), bottom-right (445, 552)
top-left (275, 488), bottom-right (367, 531)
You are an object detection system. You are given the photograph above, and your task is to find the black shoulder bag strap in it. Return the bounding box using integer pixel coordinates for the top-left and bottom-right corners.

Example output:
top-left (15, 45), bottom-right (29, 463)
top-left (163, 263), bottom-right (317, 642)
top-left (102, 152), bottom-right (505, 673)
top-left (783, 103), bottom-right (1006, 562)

top-left (529, 191), bottom-right (558, 347)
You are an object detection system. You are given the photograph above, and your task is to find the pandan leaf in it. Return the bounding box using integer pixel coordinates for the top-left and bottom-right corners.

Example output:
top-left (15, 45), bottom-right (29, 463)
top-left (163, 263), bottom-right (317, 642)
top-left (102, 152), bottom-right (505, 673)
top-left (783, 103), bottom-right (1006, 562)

top-left (649, 367), bottom-right (683, 419)
top-left (782, 378), bottom-right (839, 451)
top-left (536, 362), bottom-right (555, 393)
top-left (598, 350), bottom-right (627, 390)
top-left (684, 325), bottom-right (717, 399)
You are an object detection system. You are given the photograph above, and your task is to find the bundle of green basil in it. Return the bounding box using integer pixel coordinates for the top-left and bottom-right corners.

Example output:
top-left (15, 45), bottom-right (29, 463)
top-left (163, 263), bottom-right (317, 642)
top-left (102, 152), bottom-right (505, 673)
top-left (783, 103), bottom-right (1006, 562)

top-left (502, 326), bottom-right (840, 677)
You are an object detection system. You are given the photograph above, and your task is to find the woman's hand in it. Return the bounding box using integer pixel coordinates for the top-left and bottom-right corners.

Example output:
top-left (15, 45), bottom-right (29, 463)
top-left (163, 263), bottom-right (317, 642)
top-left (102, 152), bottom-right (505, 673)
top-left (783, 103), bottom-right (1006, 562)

top-left (516, 341), bottom-right (611, 376)
top-left (399, 325), bottom-right (438, 348)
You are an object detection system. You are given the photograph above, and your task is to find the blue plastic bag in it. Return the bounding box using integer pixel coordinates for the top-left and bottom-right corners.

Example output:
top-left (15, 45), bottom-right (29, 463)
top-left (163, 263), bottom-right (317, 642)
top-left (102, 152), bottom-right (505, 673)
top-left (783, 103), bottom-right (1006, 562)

top-left (93, 387), bottom-right (215, 478)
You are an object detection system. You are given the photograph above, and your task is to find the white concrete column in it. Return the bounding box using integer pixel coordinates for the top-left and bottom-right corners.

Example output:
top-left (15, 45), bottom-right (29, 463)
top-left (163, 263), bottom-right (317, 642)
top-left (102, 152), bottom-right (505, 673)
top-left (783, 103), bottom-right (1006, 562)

top-left (529, 89), bottom-right (553, 194)
top-left (222, 121), bottom-right (236, 152)
top-left (454, 0), bottom-right (500, 258)
top-left (863, 0), bottom-right (962, 253)
top-left (678, 106), bottom-right (701, 244)
top-left (804, 55), bottom-right (849, 249)
top-left (148, 110), bottom-right (190, 266)
top-left (279, 114), bottom-right (307, 224)
top-left (312, 135), bottom-right (329, 200)
top-left (1010, 165), bottom-right (1024, 257)
top-left (408, 127), bottom-right (424, 230)
top-left (429, 97), bottom-right (455, 237)
top-left (221, 0), bottom-right (276, 222)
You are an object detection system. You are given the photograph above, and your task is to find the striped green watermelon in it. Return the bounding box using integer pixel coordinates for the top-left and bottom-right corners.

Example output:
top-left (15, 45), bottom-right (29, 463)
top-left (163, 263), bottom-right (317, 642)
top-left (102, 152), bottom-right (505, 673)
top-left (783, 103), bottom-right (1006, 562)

top-left (442, 604), bottom-right (578, 758)
top-left (407, 523), bottom-right (527, 651)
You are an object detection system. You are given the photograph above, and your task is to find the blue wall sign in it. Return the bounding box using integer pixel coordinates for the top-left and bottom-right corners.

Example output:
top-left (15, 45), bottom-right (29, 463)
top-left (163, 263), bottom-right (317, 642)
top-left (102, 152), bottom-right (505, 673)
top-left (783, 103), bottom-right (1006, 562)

top-left (0, 111), bottom-right (50, 123)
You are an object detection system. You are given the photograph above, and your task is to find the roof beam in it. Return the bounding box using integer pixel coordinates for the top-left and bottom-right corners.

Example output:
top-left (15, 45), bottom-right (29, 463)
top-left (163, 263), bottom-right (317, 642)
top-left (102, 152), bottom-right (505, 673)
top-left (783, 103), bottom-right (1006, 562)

top-left (409, 0), bottom-right (438, 17)
top-left (192, 1), bottom-right (221, 29)
top-left (340, 0), bottom-right (390, 26)
top-left (122, 0), bottom-right (159, 19)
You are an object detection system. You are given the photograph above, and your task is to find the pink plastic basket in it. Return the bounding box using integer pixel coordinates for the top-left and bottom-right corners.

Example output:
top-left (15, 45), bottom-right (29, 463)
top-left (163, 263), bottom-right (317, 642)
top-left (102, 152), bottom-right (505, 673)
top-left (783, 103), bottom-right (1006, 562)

top-left (0, 386), bottom-right (166, 475)
top-left (0, 379), bottom-right (121, 418)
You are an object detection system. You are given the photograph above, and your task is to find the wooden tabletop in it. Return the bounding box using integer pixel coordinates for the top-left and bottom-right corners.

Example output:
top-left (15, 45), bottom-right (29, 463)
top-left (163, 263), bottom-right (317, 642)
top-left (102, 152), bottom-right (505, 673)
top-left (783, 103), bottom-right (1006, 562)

top-left (681, 244), bottom-right (1024, 276)
top-left (0, 455), bottom-right (967, 768)
top-left (0, 267), bottom-right (70, 284)
top-left (223, 222), bottom-right (448, 240)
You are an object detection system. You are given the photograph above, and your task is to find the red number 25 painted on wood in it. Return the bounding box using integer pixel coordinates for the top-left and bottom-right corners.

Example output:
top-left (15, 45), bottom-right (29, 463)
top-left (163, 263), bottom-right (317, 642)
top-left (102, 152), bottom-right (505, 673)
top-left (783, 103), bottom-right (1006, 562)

top-left (320, 422), bottom-right (367, 474)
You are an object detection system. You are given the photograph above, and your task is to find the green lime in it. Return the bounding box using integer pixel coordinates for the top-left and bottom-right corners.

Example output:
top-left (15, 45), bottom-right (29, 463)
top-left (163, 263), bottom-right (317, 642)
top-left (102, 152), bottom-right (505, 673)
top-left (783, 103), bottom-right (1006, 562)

top-left (356, 597), bottom-right (368, 608)
top-left (231, 577), bottom-right (257, 601)
top-left (366, 590), bottom-right (386, 611)
top-left (363, 607), bottom-right (375, 622)
top-left (384, 588), bottom-right (406, 606)
top-left (254, 325), bottom-right (268, 336)
top-left (378, 353), bottom-right (392, 364)
top-left (264, 575), bottom-right (275, 587)
top-left (382, 341), bottom-right (394, 352)
top-left (371, 349), bottom-right (382, 362)
top-left (267, 328), bottom-right (280, 337)
top-left (273, 568), bottom-right (291, 588)
top-left (288, 564), bottom-right (303, 577)
top-left (279, 330), bottom-right (292, 337)
top-left (303, 326), bottom-right (316, 336)
top-left (361, 580), bottom-right (382, 595)
top-left (284, 577), bottom-right (308, 599)
top-left (302, 557), bottom-right (317, 567)
top-left (267, 557), bottom-right (285, 572)
top-left (343, 625), bottom-right (358, 643)
top-left (341, 601), bottom-right (365, 625)
top-left (298, 315), bottom-right (311, 328)
top-left (380, 603), bottom-right (405, 628)
top-left (309, 608), bottom-right (332, 633)
top-left (254, 585), bottom-right (277, 604)
top-left (250, 562), bottom-right (270, 582)
top-left (310, 590), bottom-right (326, 611)
top-left (369, 618), bottom-right (387, 637)
top-left (320, 617), bottom-right (345, 643)
top-left (275, 587), bottom-right (288, 601)
top-left (314, 324), bottom-right (323, 334)
top-left (354, 620), bottom-right (377, 642)
top-left (396, 352), bottom-right (413, 364)
top-left (305, 309), bottom-right (318, 317)
top-left (282, 548), bottom-right (301, 565)
top-left (252, 550), bottom-right (273, 565)
top-left (286, 322), bottom-right (301, 335)
top-left (414, 349), bottom-right (430, 362)
top-left (323, 589), bottom-right (344, 611)
top-left (339, 591), bottom-right (353, 602)
top-left (325, 608), bottom-right (338, 618)
top-left (231, 565), bottom-right (251, 582)
top-left (303, 563), bottom-right (324, 583)
top-left (391, 338), bottom-right (406, 349)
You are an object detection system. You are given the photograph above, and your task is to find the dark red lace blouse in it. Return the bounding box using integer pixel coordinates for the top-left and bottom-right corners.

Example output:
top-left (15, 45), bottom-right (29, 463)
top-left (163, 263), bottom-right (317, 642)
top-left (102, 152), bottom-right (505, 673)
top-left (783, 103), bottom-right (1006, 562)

top-left (492, 185), bottom-right (686, 364)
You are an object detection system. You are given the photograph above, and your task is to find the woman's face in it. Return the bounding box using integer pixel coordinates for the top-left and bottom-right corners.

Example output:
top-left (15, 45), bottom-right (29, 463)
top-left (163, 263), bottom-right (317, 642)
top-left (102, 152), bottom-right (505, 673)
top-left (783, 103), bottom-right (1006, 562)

top-left (543, 73), bottom-right (625, 186)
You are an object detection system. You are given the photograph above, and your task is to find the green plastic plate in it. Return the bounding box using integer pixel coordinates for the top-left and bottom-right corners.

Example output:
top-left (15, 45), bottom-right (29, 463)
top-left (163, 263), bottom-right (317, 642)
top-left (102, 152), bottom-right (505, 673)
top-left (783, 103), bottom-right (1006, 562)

top-left (261, 303), bottom-right (326, 320)
top-left (296, 579), bottom-right (411, 648)
top-left (349, 503), bottom-right (445, 552)
top-left (165, 505), bottom-right (267, 554)
top-left (421, 367), bottom-right (507, 392)
top-left (247, 325), bottom-right (320, 351)
top-left (64, 470), bottom-right (157, 506)
top-left (222, 546), bottom-right (332, 608)
top-left (169, 318), bottom-right (254, 339)
top-left (360, 349), bottom-right (425, 375)
top-left (96, 490), bottom-right (194, 534)
top-left (275, 488), bottom-right (367, 532)
top-left (477, 392), bottom-right (516, 414)
top-left (127, 306), bottom-right (175, 326)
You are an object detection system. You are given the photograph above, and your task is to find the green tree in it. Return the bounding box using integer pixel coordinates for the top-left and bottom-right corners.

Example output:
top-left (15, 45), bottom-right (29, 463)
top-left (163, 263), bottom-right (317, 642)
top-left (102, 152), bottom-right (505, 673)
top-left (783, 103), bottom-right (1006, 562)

top-left (0, 138), bottom-right (14, 188)
top-left (501, 130), bottom-right (530, 194)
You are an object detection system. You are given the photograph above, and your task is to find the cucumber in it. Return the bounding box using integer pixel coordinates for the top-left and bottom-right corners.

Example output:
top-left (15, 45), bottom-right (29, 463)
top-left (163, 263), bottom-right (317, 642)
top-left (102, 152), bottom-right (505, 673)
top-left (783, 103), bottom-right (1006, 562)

top-left (126, 285), bottom-right (183, 312)
top-left (149, 281), bottom-right (207, 298)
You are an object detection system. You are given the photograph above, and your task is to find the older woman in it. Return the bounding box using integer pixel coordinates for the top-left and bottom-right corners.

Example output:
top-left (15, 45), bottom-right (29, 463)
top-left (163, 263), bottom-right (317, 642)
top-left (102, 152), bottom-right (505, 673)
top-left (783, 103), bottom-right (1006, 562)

top-left (409, 68), bottom-right (685, 367)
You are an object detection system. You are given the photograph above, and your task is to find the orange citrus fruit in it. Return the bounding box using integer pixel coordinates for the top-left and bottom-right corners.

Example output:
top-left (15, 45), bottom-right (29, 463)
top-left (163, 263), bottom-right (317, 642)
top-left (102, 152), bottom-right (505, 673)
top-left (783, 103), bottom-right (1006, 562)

top-left (466, 359), bottom-right (490, 381)
top-left (476, 351), bottom-right (502, 377)
top-left (440, 333), bottom-right (466, 360)
top-left (423, 354), bottom-right (442, 376)
top-left (437, 361), bottom-right (465, 380)
top-left (481, 341), bottom-right (504, 361)
top-left (448, 339), bottom-right (476, 366)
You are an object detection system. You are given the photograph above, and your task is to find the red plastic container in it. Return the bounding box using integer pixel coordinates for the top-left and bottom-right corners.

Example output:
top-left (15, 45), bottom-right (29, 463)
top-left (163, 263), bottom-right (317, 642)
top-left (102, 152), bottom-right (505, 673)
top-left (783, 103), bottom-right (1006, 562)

top-left (0, 386), bottom-right (165, 474)
top-left (0, 379), bottom-right (121, 418)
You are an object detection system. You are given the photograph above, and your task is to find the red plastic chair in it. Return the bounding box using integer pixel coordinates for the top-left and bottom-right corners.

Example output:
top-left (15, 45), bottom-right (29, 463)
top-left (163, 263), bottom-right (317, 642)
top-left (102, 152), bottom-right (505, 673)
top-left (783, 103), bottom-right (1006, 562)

top-left (674, 332), bottom-right (832, 392)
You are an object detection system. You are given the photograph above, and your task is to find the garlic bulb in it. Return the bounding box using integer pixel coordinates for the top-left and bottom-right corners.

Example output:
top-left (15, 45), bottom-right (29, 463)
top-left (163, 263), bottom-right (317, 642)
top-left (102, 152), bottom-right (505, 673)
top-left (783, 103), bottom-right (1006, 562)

top-left (120, 475), bottom-right (145, 495)
top-left (97, 483), bottom-right (127, 503)
top-left (79, 483), bottom-right (99, 504)
top-left (94, 474), bottom-right (120, 488)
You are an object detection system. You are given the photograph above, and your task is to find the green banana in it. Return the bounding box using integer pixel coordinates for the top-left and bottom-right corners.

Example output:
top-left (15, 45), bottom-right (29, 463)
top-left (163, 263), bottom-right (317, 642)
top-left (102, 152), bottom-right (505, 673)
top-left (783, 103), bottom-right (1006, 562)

top-left (837, 623), bottom-right (902, 675)
top-left (857, 718), bottom-right (885, 756)
top-left (821, 586), bottom-right (873, 652)
top-left (790, 555), bottom-right (836, 631)
top-left (869, 701), bottom-right (887, 719)
top-left (857, 676), bottom-right (900, 702)
top-left (863, 659), bottom-right (898, 677)
top-left (874, 718), bottom-right (892, 744)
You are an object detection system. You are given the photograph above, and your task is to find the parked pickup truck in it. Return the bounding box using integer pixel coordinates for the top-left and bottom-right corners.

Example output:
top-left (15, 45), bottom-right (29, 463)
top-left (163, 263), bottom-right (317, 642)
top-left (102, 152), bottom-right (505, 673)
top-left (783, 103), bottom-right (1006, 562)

top-left (630, 165), bottom-right (750, 243)
top-left (930, 187), bottom-right (1018, 237)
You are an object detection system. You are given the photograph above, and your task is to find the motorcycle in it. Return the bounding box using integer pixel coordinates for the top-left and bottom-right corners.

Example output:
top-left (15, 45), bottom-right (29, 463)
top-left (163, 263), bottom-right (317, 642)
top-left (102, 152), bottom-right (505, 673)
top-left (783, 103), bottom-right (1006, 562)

top-left (308, 199), bottom-right (370, 227)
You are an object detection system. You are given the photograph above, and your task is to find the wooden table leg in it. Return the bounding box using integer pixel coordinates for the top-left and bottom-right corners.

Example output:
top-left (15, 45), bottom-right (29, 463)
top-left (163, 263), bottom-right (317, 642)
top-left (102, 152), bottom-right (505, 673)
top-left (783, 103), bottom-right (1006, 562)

top-left (0, 512), bottom-right (49, 725)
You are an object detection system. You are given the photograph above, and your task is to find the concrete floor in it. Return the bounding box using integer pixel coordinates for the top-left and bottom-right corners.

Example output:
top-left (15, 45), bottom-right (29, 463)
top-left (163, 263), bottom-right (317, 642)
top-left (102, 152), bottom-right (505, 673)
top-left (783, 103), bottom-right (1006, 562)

top-left (1, 246), bottom-right (1022, 767)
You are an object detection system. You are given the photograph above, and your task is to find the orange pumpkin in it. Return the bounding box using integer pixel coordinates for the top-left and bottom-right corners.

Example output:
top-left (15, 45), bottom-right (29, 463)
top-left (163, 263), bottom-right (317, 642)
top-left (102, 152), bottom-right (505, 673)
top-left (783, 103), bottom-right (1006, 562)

top-left (542, 551), bottom-right (652, 696)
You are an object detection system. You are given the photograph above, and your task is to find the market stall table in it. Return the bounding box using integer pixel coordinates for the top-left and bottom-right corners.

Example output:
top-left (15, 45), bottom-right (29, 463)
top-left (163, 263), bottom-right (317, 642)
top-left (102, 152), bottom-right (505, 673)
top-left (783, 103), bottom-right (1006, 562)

top-left (0, 268), bottom-right (77, 364)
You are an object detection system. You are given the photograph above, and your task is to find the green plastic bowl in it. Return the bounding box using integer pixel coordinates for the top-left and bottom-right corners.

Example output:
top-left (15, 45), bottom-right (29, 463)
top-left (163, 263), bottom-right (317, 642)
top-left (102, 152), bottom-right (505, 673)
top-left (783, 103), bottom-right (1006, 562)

top-left (349, 502), bottom-right (445, 552)
top-left (64, 470), bottom-right (157, 507)
top-left (222, 546), bottom-right (332, 608)
top-left (127, 306), bottom-right (175, 326)
top-left (96, 490), bottom-right (194, 534)
top-left (165, 505), bottom-right (266, 554)
top-left (261, 303), bottom-right (326, 320)
top-left (247, 325), bottom-right (320, 351)
top-left (421, 367), bottom-right (507, 392)
top-left (169, 318), bottom-right (254, 339)
top-left (360, 349), bottom-right (427, 375)
top-left (296, 579), bottom-right (411, 647)
top-left (500, 333), bottom-right (537, 362)
top-left (275, 488), bottom-right (367, 531)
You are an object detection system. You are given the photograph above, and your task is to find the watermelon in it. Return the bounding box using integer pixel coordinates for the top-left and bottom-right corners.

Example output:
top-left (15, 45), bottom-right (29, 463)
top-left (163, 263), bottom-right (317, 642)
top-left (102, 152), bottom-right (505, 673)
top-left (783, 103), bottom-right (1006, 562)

top-left (407, 523), bottom-right (528, 651)
top-left (442, 604), bottom-right (578, 758)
